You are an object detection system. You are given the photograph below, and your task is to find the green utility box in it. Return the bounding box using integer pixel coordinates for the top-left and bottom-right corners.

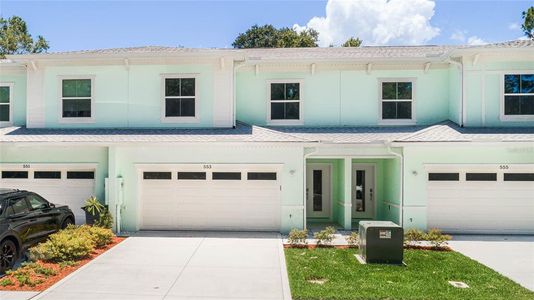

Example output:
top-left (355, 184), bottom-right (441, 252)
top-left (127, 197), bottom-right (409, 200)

top-left (359, 221), bottom-right (403, 264)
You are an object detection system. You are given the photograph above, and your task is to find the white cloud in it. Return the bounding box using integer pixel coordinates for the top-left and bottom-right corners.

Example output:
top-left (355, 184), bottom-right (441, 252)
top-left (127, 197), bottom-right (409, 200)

top-left (508, 22), bottom-right (520, 30)
top-left (466, 36), bottom-right (487, 45)
top-left (293, 0), bottom-right (440, 46)
top-left (449, 30), bottom-right (487, 45)
top-left (450, 30), bottom-right (466, 42)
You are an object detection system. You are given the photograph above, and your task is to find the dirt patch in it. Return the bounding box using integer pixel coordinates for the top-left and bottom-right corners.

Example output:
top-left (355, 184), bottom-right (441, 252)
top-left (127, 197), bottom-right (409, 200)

top-left (0, 237), bottom-right (125, 292)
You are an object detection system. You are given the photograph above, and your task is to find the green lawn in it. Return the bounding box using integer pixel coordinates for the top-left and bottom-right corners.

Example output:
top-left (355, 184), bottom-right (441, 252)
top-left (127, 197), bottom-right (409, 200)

top-left (285, 248), bottom-right (534, 300)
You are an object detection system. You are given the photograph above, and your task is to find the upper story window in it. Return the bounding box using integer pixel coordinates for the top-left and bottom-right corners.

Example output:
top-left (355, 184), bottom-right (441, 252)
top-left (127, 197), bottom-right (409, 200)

top-left (268, 81), bottom-right (302, 125)
top-left (503, 74), bottom-right (534, 120)
top-left (162, 75), bottom-right (198, 122)
top-left (379, 80), bottom-right (415, 123)
top-left (60, 77), bottom-right (94, 122)
top-left (0, 83), bottom-right (13, 126)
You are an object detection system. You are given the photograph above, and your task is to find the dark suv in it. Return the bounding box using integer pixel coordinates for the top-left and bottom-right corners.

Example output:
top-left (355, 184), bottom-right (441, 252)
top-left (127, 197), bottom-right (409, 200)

top-left (0, 189), bottom-right (75, 273)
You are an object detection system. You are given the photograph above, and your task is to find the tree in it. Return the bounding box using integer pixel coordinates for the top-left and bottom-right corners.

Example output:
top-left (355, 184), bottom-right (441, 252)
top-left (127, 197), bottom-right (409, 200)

top-left (0, 16), bottom-right (49, 58)
top-left (342, 37), bottom-right (363, 47)
top-left (232, 24), bottom-right (318, 48)
top-left (522, 6), bottom-right (534, 39)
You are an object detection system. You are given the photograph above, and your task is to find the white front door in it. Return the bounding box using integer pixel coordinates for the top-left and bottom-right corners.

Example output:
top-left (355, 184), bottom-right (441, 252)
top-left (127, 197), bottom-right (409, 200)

top-left (306, 163), bottom-right (331, 218)
top-left (352, 164), bottom-right (375, 219)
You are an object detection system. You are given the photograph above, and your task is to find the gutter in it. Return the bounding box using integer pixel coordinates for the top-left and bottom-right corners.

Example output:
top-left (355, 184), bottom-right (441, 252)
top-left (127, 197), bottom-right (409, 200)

top-left (385, 142), bottom-right (404, 227)
top-left (445, 58), bottom-right (464, 127)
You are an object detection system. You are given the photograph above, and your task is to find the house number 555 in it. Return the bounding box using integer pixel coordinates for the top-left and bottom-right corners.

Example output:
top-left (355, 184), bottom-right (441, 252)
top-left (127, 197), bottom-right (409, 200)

top-left (22, 164), bottom-right (31, 168)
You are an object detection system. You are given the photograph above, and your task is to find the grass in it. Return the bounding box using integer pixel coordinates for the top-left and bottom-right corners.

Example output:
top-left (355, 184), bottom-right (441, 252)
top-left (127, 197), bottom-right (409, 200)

top-left (285, 248), bottom-right (534, 300)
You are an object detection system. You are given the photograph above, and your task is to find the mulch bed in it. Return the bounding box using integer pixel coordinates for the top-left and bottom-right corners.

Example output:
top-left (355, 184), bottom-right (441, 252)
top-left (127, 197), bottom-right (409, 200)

top-left (0, 236), bottom-right (125, 292)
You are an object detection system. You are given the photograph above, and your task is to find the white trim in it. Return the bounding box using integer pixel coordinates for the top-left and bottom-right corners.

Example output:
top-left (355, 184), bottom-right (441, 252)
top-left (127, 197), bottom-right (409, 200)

top-left (377, 78), bottom-right (417, 125)
top-left (58, 75), bottom-right (96, 124)
top-left (266, 79), bottom-right (304, 126)
top-left (305, 162), bottom-right (333, 220)
top-left (499, 72), bottom-right (534, 122)
top-left (0, 82), bottom-right (14, 127)
top-left (160, 73), bottom-right (200, 123)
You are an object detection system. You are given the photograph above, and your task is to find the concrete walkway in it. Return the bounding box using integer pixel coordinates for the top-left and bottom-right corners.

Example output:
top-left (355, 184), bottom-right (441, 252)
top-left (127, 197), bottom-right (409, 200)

top-left (449, 235), bottom-right (534, 291)
top-left (33, 231), bottom-right (291, 300)
top-left (0, 291), bottom-right (39, 300)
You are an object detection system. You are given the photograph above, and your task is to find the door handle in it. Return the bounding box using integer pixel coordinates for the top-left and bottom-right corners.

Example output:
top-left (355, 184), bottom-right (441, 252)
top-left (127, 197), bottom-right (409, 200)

top-left (370, 188), bottom-right (373, 201)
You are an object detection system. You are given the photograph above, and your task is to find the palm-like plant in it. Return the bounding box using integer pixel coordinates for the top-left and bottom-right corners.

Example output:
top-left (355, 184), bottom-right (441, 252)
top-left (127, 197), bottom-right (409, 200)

top-left (82, 196), bottom-right (104, 216)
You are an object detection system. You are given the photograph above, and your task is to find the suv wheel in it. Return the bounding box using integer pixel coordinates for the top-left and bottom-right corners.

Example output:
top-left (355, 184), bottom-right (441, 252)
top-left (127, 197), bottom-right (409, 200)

top-left (61, 217), bottom-right (74, 229)
top-left (0, 239), bottom-right (17, 274)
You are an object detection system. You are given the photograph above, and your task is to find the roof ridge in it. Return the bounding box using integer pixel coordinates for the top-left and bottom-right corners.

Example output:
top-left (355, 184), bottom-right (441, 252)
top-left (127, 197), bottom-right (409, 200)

top-left (396, 121), bottom-right (456, 142)
top-left (249, 123), bottom-right (314, 142)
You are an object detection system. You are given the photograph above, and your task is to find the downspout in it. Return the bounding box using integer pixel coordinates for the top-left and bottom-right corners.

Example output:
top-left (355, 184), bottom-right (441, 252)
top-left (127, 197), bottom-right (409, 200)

top-left (232, 59), bottom-right (248, 128)
top-left (385, 142), bottom-right (404, 227)
top-left (302, 147), bottom-right (318, 230)
top-left (446, 58), bottom-right (464, 127)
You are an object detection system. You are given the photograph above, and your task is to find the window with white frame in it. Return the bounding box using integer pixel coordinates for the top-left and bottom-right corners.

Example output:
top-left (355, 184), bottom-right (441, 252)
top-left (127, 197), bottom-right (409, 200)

top-left (269, 82), bottom-right (301, 122)
top-left (61, 78), bottom-right (93, 119)
top-left (164, 77), bottom-right (196, 118)
top-left (0, 83), bottom-right (12, 125)
top-left (380, 80), bottom-right (414, 121)
top-left (503, 74), bottom-right (534, 116)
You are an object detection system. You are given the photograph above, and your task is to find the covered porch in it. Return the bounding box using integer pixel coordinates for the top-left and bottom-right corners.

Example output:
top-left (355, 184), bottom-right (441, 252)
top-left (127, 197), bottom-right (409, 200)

top-left (305, 150), bottom-right (402, 231)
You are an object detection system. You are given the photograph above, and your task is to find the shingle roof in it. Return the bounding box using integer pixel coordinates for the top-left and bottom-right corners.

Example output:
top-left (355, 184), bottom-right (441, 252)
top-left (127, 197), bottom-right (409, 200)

top-left (41, 46), bottom-right (236, 56)
top-left (399, 122), bottom-right (534, 142)
top-left (0, 122), bottom-right (307, 143)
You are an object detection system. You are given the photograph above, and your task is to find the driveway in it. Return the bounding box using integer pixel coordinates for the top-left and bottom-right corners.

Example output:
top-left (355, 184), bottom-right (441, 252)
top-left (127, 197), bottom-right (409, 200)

top-left (34, 231), bottom-right (291, 300)
top-left (449, 235), bottom-right (534, 291)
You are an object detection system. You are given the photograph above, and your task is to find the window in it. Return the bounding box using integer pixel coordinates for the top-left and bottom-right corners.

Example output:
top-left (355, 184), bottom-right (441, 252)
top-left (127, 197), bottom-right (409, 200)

top-left (27, 194), bottom-right (49, 210)
top-left (466, 173), bottom-right (497, 181)
top-left (380, 80), bottom-right (414, 121)
top-left (428, 173), bottom-right (459, 181)
top-left (61, 78), bottom-right (93, 120)
top-left (247, 172), bottom-right (277, 180)
top-left (178, 172), bottom-right (206, 180)
top-left (2, 171), bottom-right (28, 179)
top-left (269, 82), bottom-right (301, 123)
top-left (66, 171), bottom-right (94, 179)
top-left (0, 83), bottom-right (12, 125)
top-left (504, 173), bottom-right (534, 181)
top-left (7, 198), bottom-right (30, 216)
top-left (34, 171), bottom-right (61, 179)
top-left (163, 77), bottom-right (196, 119)
top-left (212, 172), bottom-right (241, 180)
top-left (143, 172), bottom-right (171, 180)
top-left (503, 74), bottom-right (534, 117)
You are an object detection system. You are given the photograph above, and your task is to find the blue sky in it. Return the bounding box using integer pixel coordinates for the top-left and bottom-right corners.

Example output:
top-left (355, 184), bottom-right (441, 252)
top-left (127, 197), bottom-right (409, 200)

top-left (0, 0), bottom-right (531, 51)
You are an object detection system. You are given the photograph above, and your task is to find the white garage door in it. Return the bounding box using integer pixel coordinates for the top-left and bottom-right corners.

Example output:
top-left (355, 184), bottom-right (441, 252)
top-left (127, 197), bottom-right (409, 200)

top-left (0, 164), bottom-right (96, 224)
top-left (427, 164), bottom-right (534, 234)
top-left (139, 164), bottom-right (281, 231)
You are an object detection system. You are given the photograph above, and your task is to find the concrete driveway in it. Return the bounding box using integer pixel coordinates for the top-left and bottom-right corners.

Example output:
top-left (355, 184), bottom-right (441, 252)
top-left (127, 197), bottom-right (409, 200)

top-left (449, 235), bottom-right (534, 291)
top-left (34, 231), bottom-right (291, 300)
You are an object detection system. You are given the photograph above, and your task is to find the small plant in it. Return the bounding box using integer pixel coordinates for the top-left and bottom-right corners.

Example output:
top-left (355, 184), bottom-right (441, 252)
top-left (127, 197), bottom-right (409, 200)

top-left (0, 278), bottom-right (14, 287)
top-left (288, 229), bottom-right (308, 246)
top-left (345, 232), bottom-right (359, 247)
top-left (59, 260), bottom-right (78, 269)
top-left (29, 229), bottom-right (96, 262)
top-left (425, 228), bottom-right (451, 249)
top-left (6, 267), bottom-right (43, 287)
top-left (314, 226), bottom-right (336, 246)
top-left (95, 208), bottom-right (113, 229)
top-left (404, 228), bottom-right (425, 247)
top-left (82, 196), bottom-right (105, 216)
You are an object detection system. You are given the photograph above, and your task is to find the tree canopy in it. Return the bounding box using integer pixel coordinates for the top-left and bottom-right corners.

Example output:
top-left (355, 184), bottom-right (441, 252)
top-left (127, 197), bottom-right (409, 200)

top-left (0, 16), bottom-right (49, 58)
top-left (342, 37), bottom-right (363, 47)
top-left (232, 24), bottom-right (319, 48)
top-left (522, 6), bottom-right (534, 39)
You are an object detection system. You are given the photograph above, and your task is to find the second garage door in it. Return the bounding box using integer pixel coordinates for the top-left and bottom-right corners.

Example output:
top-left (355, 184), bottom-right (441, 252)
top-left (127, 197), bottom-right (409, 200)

top-left (427, 164), bottom-right (534, 234)
top-left (139, 164), bottom-right (281, 231)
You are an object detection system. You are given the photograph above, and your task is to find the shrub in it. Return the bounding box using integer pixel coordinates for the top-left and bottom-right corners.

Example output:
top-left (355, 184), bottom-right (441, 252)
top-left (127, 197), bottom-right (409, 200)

top-left (29, 229), bottom-right (95, 262)
top-left (0, 278), bottom-right (14, 287)
top-left (59, 260), bottom-right (78, 269)
top-left (288, 229), bottom-right (308, 246)
top-left (425, 228), bottom-right (451, 249)
top-left (404, 228), bottom-right (425, 246)
top-left (345, 232), bottom-right (359, 247)
top-left (63, 225), bottom-right (114, 248)
top-left (6, 267), bottom-right (44, 287)
top-left (314, 226), bottom-right (336, 246)
top-left (95, 208), bottom-right (113, 229)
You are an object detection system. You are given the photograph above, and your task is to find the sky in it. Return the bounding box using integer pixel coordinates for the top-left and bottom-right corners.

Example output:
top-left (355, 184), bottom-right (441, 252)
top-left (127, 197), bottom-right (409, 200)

top-left (0, 0), bottom-right (531, 52)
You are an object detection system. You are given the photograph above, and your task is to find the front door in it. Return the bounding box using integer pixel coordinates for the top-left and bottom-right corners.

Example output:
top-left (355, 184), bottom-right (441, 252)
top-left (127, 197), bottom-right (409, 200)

top-left (352, 164), bottom-right (375, 219)
top-left (306, 164), bottom-right (331, 218)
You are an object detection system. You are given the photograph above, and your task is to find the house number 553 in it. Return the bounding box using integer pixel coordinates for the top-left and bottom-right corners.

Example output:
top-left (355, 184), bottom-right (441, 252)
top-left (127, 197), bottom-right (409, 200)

top-left (22, 164), bottom-right (31, 168)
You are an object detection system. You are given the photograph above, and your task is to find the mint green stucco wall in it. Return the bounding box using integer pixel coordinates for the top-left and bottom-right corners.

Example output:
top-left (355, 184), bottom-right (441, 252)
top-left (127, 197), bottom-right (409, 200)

top-left (41, 64), bottom-right (215, 128)
top-left (0, 72), bottom-right (26, 126)
top-left (236, 68), bottom-right (450, 126)
top-left (402, 144), bottom-right (534, 230)
top-left (112, 145), bottom-right (304, 233)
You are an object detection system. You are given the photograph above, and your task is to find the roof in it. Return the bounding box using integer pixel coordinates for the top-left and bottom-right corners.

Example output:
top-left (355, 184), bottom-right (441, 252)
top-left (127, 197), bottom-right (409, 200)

top-left (0, 122), bottom-right (307, 143)
top-left (399, 122), bottom-right (534, 143)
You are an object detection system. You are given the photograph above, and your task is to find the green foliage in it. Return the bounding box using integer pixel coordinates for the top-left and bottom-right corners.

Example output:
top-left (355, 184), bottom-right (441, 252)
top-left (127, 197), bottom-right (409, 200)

top-left (0, 16), bottom-right (49, 58)
top-left (95, 208), bottom-right (113, 229)
top-left (403, 228), bottom-right (426, 246)
top-left (288, 229), bottom-right (308, 246)
top-left (63, 224), bottom-right (114, 248)
top-left (82, 196), bottom-right (104, 216)
top-left (522, 6), bottom-right (534, 39)
top-left (342, 37), bottom-right (363, 47)
top-left (29, 227), bottom-right (96, 262)
top-left (425, 228), bottom-right (451, 249)
top-left (313, 226), bottom-right (336, 246)
top-left (20, 262), bottom-right (57, 277)
top-left (232, 24), bottom-right (318, 48)
top-left (6, 267), bottom-right (44, 287)
top-left (0, 278), bottom-right (14, 286)
top-left (345, 232), bottom-right (359, 247)
top-left (58, 260), bottom-right (78, 269)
